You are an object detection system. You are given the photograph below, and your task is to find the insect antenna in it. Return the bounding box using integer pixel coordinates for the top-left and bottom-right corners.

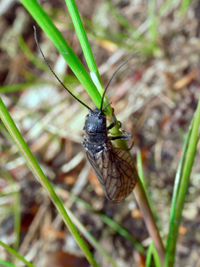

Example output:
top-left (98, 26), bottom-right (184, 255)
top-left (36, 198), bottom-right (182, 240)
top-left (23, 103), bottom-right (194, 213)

top-left (33, 26), bottom-right (92, 111)
top-left (100, 52), bottom-right (139, 111)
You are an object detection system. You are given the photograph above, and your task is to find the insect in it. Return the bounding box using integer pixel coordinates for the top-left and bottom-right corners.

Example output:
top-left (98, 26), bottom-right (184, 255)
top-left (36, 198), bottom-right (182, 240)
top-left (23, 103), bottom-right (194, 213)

top-left (34, 26), bottom-right (138, 202)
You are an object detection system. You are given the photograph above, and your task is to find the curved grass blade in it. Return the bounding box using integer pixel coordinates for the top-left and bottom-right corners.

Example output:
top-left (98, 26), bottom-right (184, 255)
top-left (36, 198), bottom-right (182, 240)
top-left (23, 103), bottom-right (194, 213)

top-left (0, 97), bottom-right (99, 267)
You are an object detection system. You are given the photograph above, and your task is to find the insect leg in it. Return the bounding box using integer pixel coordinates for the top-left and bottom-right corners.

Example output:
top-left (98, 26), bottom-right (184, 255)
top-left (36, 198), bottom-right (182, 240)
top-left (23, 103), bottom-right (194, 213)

top-left (107, 108), bottom-right (121, 130)
top-left (109, 134), bottom-right (131, 141)
top-left (107, 120), bottom-right (116, 130)
top-left (128, 141), bottom-right (134, 150)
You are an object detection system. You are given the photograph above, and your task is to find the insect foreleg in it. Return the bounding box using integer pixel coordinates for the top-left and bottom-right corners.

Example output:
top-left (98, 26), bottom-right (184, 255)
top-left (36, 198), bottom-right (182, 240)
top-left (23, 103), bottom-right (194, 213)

top-left (107, 108), bottom-right (122, 130)
top-left (107, 120), bottom-right (116, 130)
top-left (109, 134), bottom-right (131, 141)
top-left (107, 108), bottom-right (116, 130)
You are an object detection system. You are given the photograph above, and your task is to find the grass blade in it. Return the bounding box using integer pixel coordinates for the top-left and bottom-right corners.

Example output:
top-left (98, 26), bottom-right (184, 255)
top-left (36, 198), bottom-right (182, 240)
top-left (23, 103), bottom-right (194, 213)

top-left (146, 243), bottom-right (161, 267)
top-left (64, 0), bottom-right (102, 88)
top-left (0, 97), bottom-right (99, 267)
top-left (165, 98), bottom-right (200, 266)
top-left (0, 260), bottom-right (17, 267)
top-left (0, 241), bottom-right (35, 267)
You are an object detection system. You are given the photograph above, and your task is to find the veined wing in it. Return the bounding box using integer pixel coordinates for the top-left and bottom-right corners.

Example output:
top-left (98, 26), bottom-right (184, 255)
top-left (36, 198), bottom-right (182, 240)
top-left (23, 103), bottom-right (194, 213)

top-left (86, 144), bottom-right (138, 202)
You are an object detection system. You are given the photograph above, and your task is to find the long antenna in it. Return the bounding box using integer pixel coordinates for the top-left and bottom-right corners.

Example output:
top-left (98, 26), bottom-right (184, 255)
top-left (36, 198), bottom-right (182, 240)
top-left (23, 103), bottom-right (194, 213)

top-left (100, 52), bottom-right (139, 111)
top-left (33, 26), bottom-right (92, 111)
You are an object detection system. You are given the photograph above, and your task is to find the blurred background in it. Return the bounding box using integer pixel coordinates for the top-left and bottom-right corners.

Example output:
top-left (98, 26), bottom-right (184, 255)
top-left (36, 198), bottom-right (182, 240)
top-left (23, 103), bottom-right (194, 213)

top-left (0, 0), bottom-right (200, 266)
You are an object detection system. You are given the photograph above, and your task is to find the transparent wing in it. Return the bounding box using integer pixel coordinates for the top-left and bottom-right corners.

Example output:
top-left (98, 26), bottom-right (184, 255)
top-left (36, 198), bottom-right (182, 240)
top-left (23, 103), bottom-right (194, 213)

top-left (85, 144), bottom-right (138, 202)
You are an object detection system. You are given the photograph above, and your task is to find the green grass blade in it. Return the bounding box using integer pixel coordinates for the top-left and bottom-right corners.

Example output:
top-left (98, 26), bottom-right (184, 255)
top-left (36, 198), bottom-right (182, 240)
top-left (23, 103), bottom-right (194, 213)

top-left (0, 97), bottom-right (99, 267)
top-left (64, 0), bottom-right (102, 89)
top-left (158, 0), bottom-right (176, 17)
top-left (20, 0), bottom-right (101, 108)
top-left (146, 244), bottom-right (153, 267)
top-left (180, 0), bottom-right (192, 14)
top-left (148, 0), bottom-right (158, 44)
top-left (165, 98), bottom-right (200, 266)
top-left (146, 243), bottom-right (161, 267)
top-left (164, 121), bottom-right (191, 266)
top-left (0, 260), bottom-right (16, 267)
top-left (106, 0), bottom-right (134, 31)
top-left (0, 241), bottom-right (35, 267)
top-left (0, 82), bottom-right (39, 93)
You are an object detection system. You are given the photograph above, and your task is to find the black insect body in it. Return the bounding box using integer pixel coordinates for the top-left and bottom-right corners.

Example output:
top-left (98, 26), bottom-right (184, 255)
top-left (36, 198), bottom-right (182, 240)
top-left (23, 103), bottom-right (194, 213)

top-left (34, 27), bottom-right (138, 202)
top-left (83, 108), bottom-right (137, 202)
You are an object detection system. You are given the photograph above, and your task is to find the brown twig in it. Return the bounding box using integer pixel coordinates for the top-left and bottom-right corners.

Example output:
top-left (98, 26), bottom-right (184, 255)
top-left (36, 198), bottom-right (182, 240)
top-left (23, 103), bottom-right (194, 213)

top-left (134, 180), bottom-right (165, 264)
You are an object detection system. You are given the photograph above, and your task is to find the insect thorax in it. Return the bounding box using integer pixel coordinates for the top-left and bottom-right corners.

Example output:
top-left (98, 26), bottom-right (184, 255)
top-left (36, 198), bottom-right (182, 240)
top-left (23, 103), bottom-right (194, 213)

top-left (82, 140), bottom-right (106, 154)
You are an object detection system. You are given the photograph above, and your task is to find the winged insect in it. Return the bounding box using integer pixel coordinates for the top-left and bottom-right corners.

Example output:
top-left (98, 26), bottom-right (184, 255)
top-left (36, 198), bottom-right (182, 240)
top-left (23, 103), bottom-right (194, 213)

top-left (34, 27), bottom-right (138, 202)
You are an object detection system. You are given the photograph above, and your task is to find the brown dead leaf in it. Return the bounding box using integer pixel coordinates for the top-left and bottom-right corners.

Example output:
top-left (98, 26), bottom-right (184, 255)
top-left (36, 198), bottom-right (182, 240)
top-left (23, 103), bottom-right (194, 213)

top-left (44, 251), bottom-right (89, 267)
top-left (42, 226), bottom-right (65, 240)
top-left (64, 175), bottom-right (77, 185)
top-left (134, 250), bottom-right (146, 267)
top-left (179, 225), bottom-right (187, 236)
top-left (30, 133), bottom-right (50, 153)
top-left (160, 114), bottom-right (172, 129)
top-left (173, 70), bottom-right (197, 90)
top-left (131, 208), bottom-right (143, 219)
top-left (95, 39), bottom-right (118, 53)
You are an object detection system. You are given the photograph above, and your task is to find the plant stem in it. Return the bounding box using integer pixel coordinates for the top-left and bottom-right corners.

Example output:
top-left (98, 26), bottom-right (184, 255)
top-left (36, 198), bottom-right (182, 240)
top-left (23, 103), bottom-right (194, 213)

top-left (134, 181), bottom-right (165, 265)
